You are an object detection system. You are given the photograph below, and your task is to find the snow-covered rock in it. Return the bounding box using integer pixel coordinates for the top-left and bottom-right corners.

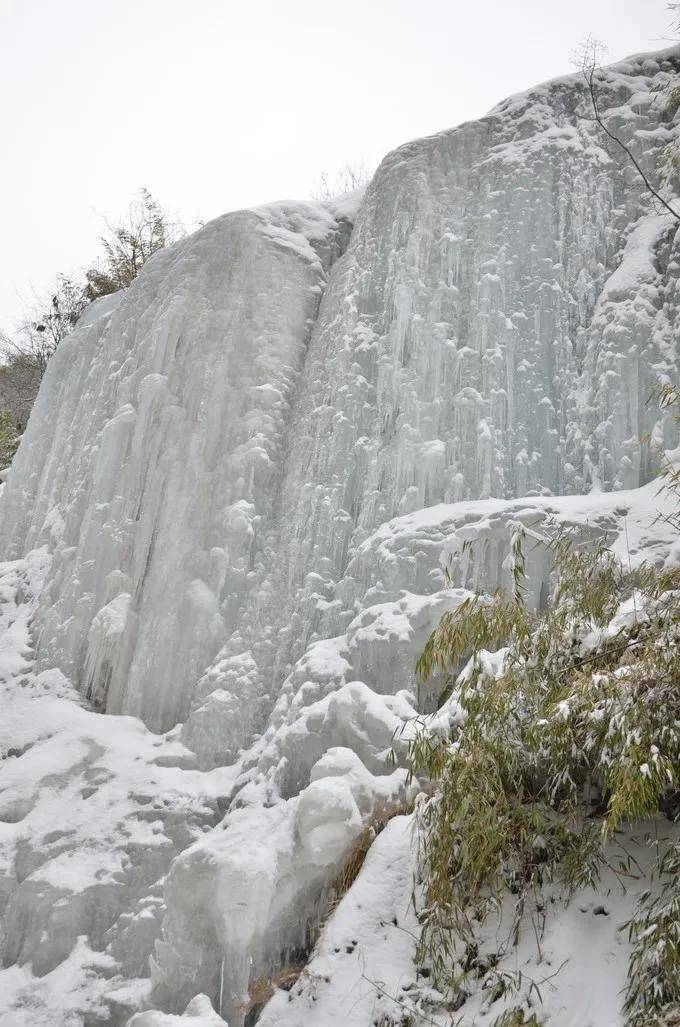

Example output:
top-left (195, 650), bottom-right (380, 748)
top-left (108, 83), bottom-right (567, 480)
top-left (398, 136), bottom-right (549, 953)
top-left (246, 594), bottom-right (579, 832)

top-left (1, 45), bottom-right (680, 1027)
top-left (127, 995), bottom-right (227, 1026)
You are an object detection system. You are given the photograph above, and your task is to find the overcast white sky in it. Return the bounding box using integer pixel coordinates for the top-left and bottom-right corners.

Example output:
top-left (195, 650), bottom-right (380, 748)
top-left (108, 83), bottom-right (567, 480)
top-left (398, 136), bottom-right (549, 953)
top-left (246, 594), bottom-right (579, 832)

top-left (0, 0), bottom-right (671, 334)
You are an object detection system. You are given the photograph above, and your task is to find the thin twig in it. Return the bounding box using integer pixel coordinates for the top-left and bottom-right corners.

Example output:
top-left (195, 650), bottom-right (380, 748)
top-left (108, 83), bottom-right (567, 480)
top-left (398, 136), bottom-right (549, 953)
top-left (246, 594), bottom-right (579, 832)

top-left (582, 59), bottom-right (680, 222)
top-left (360, 973), bottom-right (460, 1027)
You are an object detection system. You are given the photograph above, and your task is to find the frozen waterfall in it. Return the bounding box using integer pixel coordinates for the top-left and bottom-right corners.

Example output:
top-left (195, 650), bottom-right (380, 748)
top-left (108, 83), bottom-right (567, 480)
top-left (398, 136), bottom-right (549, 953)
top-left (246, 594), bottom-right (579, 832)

top-left (1, 45), bottom-right (679, 1027)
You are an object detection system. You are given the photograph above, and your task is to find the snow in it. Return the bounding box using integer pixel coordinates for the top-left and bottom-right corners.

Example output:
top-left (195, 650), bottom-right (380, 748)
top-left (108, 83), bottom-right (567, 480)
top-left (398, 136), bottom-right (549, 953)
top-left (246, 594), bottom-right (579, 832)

top-left (0, 43), bottom-right (679, 1027)
top-left (455, 823), bottom-right (680, 1027)
top-left (255, 814), bottom-right (680, 1027)
top-left (128, 995), bottom-right (227, 1026)
top-left (4, 485), bottom-right (676, 1027)
top-left (598, 214), bottom-right (672, 303)
top-left (256, 815), bottom-right (419, 1027)
top-left (0, 551), bottom-right (238, 1022)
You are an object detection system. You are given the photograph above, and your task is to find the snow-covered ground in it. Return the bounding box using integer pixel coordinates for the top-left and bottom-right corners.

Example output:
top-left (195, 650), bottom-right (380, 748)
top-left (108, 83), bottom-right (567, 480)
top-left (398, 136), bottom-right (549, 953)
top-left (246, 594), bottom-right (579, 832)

top-left (257, 814), bottom-right (679, 1027)
top-left (2, 471), bottom-right (679, 1024)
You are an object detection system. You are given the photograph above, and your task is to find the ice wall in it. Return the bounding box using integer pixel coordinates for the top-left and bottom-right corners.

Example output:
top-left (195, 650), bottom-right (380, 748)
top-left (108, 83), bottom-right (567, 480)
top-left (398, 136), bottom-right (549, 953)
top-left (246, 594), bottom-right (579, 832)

top-left (0, 201), bottom-right (355, 733)
top-left (188, 47), bottom-right (680, 753)
top-left (2, 51), bottom-right (678, 741)
top-left (276, 51), bottom-right (680, 593)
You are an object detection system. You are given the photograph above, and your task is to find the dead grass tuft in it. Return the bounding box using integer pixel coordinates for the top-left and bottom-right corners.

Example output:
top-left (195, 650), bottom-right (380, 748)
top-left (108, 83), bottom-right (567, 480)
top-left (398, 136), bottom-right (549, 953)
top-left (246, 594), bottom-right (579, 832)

top-left (239, 796), bottom-right (415, 1020)
top-left (325, 796), bottom-right (415, 916)
top-left (239, 964), bottom-right (308, 1016)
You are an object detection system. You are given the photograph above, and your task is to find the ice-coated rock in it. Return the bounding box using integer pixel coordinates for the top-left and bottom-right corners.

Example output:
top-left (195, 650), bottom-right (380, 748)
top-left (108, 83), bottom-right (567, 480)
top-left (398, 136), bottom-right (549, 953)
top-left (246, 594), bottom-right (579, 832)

top-left (255, 814), bottom-right (420, 1027)
top-left (127, 994), bottom-right (228, 1026)
top-left (150, 704), bottom-right (418, 1024)
top-left (1, 45), bottom-right (680, 1027)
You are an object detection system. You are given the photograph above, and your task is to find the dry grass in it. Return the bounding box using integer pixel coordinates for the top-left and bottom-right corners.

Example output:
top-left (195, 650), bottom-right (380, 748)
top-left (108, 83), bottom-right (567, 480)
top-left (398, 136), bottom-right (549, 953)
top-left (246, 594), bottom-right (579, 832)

top-left (646, 1009), bottom-right (680, 1027)
top-left (240, 796), bottom-right (415, 1019)
top-left (324, 796), bottom-right (415, 918)
top-left (239, 964), bottom-right (308, 1016)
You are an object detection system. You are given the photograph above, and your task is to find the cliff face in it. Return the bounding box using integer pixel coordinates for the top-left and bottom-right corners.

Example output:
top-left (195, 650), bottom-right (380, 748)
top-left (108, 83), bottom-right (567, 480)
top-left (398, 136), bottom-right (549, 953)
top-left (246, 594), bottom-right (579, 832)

top-left (1, 47), bottom-right (679, 1027)
top-left (2, 49), bottom-right (679, 741)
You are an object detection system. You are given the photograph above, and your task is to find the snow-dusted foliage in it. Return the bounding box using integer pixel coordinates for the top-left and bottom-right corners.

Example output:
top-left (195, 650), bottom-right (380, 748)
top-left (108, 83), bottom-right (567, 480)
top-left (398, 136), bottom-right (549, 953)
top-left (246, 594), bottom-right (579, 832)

top-left (1, 46), bottom-right (680, 1027)
top-left (409, 504), bottom-right (680, 1024)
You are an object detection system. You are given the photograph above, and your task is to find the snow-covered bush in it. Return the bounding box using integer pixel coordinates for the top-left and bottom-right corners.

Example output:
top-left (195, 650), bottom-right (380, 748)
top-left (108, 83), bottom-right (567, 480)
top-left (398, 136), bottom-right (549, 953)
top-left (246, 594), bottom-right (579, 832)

top-left (409, 408), bottom-right (680, 1024)
top-left (626, 839), bottom-right (680, 1026)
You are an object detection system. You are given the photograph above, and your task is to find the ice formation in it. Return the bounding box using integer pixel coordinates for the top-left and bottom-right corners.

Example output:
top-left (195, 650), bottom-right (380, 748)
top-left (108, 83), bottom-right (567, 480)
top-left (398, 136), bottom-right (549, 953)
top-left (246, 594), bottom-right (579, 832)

top-left (1, 46), bottom-right (680, 1027)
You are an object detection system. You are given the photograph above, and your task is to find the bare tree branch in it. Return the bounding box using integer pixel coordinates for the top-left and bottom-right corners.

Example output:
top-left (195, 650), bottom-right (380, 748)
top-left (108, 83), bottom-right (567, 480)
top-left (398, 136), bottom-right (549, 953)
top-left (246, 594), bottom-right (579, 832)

top-left (575, 36), bottom-right (680, 223)
top-left (312, 161), bottom-right (370, 200)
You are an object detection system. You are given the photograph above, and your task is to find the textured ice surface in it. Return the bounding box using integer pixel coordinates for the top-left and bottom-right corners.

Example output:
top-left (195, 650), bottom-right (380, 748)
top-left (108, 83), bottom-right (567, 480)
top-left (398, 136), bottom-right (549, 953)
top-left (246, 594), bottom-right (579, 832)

top-left (1, 46), bottom-right (680, 1027)
top-left (3, 49), bottom-right (680, 742)
top-left (0, 199), bottom-right (356, 735)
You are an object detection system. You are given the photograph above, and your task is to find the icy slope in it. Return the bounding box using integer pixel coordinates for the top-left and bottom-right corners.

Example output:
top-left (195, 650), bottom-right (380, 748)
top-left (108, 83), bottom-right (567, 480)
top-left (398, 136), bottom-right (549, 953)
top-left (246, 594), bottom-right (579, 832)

top-left (0, 546), bottom-right (423, 1025)
top-left (1, 45), bottom-right (680, 1027)
top-left (1, 478), bottom-right (677, 1025)
top-left (0, 549), bottom-right (239, 1025)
